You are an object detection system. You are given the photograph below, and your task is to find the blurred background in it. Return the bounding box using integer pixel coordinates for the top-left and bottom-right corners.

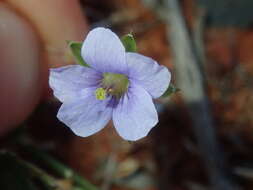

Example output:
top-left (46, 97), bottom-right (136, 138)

top-left (0, 0), bottom-right (253, 189)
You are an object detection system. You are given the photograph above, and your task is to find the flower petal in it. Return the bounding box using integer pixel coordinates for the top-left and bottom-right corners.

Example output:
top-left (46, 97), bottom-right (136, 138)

top-left (57, 87), bottom-right (113, 137)
top-left (112, 84), bottom-right (158, 141)
top-left (81, 27), bottom-right (127, 73)
top-left (49, 65), bottom-right (102, 102)
top-left (126, 52), bottom-right (171, 98)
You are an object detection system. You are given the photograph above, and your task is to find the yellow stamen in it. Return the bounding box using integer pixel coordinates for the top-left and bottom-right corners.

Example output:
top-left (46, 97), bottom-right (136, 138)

top-left (95, 88), bottom-right (107, 100)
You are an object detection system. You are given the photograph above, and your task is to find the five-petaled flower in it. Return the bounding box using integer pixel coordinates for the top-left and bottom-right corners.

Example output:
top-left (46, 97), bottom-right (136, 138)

top-left (49, 27), bottom-right (171, 141)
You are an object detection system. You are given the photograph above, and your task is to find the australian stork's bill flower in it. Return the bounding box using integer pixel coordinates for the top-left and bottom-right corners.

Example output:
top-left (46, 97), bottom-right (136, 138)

top-left (49, 27), bottom-right (171, 141)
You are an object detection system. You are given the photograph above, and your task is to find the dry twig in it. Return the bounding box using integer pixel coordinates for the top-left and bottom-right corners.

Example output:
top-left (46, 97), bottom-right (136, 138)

top-left (163, 0), bottom-right (240, 189)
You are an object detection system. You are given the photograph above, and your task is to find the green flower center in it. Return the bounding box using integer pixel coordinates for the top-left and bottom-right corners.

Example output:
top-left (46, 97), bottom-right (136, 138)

top-left (95, 72), bottom-right (129, 100)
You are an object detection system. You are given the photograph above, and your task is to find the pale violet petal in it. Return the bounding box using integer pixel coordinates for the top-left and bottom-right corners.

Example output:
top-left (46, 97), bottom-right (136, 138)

top-left (57, 87), bottom-right (113, 137)
top-left (126, 52), bottom-right (171, 98)
top-left (81, 27), bottom-right (127, 73)
top-left (49, 65), bottom-right (102, 102)
top-left (112, 84), bottom-right (158, 141)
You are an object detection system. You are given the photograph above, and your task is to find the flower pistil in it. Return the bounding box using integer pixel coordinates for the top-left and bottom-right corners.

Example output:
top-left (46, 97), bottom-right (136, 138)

top-left (95, 72), bottom-right (129, 100)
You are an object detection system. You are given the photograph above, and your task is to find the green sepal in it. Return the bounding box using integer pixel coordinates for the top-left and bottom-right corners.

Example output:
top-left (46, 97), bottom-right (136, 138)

top-left (67, 41), bottom-right (89, 67)
top-left (161, 84), bottom-right (180, 98)
top-left (121, 34), bottom-right (137, 52)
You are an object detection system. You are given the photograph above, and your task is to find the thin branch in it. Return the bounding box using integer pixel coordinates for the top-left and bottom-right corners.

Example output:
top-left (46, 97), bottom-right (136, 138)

top-left (164, 0), bottom-right (240, 189)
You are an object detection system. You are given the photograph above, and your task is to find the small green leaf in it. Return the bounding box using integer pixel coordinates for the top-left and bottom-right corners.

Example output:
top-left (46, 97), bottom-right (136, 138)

top-left (121, 34), bottom-right (137, 52)
top-left (67, 41), bottom-right (89, 67)
top-left (161, 84), bottom-right (180, 98)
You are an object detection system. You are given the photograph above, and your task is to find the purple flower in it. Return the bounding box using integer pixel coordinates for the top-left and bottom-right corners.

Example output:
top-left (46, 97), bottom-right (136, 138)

top-left (49, 27), bottom-right (171, 141)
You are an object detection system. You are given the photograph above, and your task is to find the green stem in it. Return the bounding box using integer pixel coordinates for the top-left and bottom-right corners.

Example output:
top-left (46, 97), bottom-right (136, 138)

top-left (22, 145), bottom-right (98, 190)
top-left (0, 151), bottom-right (58, 190)
top-left (23, 145), bottom-right (73, 178)
top-left (72, 174), bottom-right (98, 190)
top-left (21, 160), bottom-right (58, 189)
